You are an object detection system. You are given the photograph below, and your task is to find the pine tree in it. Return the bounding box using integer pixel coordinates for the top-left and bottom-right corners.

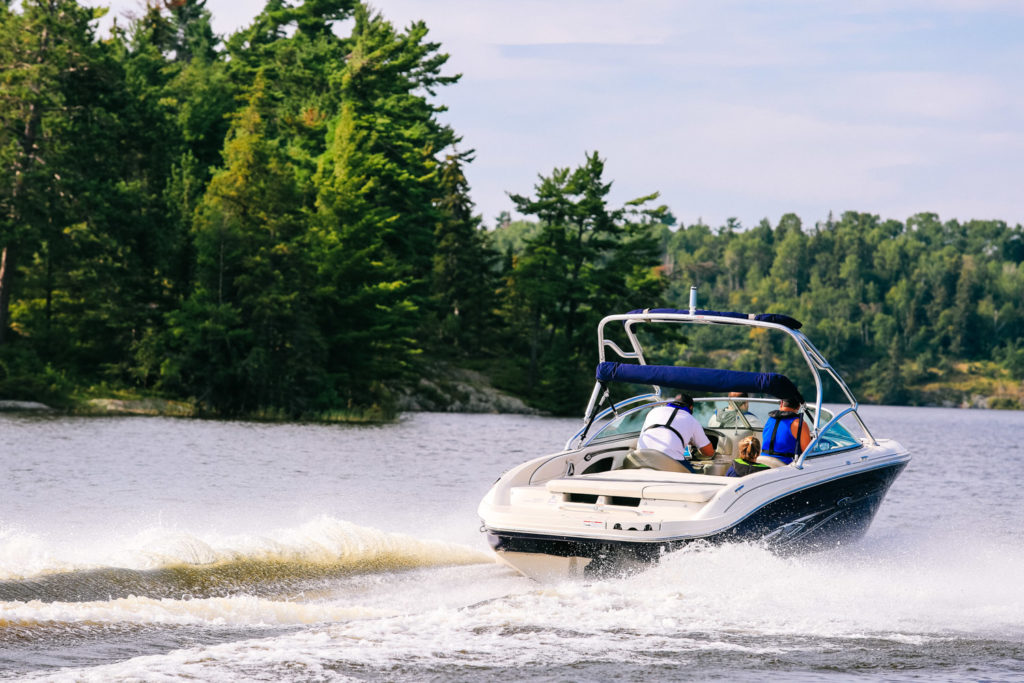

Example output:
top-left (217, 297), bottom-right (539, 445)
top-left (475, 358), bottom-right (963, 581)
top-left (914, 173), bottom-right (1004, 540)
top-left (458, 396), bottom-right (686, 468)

top-left (432, 150), bottom-right (498, 353)
top-left (312, 4), bottom-right (458, 404)
top-left (156, 73), bottom-right (324, 414)
top-left (0, 0), bottom-right (104, 344)
top-left (505, 152), bottom-right (665, 410)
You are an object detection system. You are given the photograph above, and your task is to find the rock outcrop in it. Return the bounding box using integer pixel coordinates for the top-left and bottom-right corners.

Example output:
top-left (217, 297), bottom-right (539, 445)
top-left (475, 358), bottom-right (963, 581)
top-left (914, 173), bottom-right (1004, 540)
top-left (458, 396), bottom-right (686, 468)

top-left (395, 366), bottom-right (539, 414)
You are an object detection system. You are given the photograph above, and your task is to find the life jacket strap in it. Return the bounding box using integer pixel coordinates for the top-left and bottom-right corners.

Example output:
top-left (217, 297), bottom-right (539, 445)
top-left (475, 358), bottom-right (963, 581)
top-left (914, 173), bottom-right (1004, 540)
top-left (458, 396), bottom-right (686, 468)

top-left (647, 406), bottom-right (686, 450)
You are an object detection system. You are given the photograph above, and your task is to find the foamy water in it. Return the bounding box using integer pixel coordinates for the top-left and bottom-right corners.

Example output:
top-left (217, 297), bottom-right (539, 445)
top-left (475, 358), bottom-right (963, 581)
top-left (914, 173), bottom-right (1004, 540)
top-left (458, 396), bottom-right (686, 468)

top-left (1, 516), bottom-right (491, 583)
top-left (2, 408), bottom-right (1023, 681)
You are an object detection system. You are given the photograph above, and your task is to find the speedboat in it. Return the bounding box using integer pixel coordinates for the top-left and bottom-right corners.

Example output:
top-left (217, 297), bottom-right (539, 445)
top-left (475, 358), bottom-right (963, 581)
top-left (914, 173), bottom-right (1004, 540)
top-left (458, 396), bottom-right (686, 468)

top-left (478, 293), bottom-right (910, 580)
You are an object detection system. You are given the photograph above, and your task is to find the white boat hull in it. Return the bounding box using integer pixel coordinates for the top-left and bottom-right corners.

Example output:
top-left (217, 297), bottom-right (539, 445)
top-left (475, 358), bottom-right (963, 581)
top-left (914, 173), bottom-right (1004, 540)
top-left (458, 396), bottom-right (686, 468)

top-left (481, 441), bottom-right (909, 581)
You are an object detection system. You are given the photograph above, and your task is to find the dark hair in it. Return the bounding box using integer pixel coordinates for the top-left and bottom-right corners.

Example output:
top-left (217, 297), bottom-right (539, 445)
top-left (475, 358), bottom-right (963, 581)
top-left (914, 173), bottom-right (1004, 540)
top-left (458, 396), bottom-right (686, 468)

top-left (669, 393), bottom-right (693, 409)
top-left (780, 396), bottom-right (801, 409)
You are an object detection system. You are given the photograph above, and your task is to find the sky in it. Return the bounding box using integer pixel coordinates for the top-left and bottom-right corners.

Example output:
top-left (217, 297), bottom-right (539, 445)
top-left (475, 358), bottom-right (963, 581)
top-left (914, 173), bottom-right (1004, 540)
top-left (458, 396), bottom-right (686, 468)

top-left (85, 0), bottom-right (1024, 230)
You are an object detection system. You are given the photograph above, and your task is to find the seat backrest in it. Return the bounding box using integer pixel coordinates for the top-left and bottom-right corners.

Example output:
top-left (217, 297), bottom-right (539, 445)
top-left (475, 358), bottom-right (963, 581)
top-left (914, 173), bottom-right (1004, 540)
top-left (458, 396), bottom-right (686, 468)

top-left (623, 449), bottom-right (690, 472)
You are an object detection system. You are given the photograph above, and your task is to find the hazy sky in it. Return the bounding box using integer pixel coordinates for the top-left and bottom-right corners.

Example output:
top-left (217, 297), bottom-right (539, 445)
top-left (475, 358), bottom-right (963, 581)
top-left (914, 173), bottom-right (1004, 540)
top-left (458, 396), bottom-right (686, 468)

top-left (87, 0), bottom-right (1024, 230)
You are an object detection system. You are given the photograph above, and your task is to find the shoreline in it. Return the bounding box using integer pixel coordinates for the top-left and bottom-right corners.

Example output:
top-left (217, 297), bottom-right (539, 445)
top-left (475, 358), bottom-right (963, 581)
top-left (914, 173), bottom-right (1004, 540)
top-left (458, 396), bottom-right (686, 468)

top-left (1, 392), bottom-right (1020, 419)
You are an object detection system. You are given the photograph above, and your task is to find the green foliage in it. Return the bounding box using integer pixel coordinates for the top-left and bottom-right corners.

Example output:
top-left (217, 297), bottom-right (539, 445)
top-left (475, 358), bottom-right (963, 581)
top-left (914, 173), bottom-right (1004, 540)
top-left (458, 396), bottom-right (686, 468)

top-left (499, 151), bottom-right (665, 412)
top-left (432, 150), bottom-right (500, 353)
top-left (298, 4), bottom-right (459, 410)
top-left (989, 397), bottom-right (1021, 410)
top-left (0, 0), bottom-right (174, 380)
top-left (0, 0), bottom-right (108, 342)
top-left (0, 341), bottom-right (74, 406)
top-left (0, 0), bottom-right (461, 416)
top-left (488, 219), bottom-right (541, 256)
top-left (153, 74), bottom-right (327, 415)
top-left (658, 210), bottom-right (1024, 404)
top-left (1, 0), bottom-right (1022, 418)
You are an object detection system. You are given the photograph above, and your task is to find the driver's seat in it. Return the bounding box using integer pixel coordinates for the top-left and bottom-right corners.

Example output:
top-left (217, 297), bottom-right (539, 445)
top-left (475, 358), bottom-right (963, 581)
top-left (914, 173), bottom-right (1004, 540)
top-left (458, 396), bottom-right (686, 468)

top-left (622, 449), bottom-right (690, 472)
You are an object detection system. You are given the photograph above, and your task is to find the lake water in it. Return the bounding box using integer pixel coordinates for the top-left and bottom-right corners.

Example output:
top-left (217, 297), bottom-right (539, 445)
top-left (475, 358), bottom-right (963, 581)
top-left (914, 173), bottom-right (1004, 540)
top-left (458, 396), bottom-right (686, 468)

top-left (1, 406), bottom-right (1023, 681)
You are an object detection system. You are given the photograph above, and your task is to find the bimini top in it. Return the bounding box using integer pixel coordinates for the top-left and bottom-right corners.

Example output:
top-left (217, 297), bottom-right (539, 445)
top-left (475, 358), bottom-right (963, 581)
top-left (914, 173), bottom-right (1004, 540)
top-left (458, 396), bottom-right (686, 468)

top-left (596, 361), bottom-right (803, 403)
top-left (627, 308), bottom-right (802, 330)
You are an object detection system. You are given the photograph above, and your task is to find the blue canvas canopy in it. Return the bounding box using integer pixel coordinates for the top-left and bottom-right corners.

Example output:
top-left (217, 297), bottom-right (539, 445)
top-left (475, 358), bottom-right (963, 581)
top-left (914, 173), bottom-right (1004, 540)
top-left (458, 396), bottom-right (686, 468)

top-left (596, 361), bottom-right (803, 403)
top-left (626, 308), bottom-right (802, 330)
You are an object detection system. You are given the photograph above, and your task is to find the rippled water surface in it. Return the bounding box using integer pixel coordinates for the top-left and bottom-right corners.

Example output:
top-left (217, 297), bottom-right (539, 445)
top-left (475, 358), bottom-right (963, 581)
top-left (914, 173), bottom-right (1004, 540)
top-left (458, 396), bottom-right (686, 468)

top-left (2, 406), bottom-right (1023, 681)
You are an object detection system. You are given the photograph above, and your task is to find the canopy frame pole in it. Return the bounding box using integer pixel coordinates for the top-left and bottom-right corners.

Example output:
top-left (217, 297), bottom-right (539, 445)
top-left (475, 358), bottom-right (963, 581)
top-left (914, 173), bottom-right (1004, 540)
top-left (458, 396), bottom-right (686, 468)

top-left (586, 310), bottom-right (873, 456)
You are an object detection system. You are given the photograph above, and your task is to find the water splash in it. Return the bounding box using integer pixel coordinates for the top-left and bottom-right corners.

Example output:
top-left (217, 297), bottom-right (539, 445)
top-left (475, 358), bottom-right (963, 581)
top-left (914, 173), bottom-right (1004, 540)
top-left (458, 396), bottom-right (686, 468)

top-left (0, 516), bottom-right (494, 601)
top-left (6, 532), bottom-right (1024, 681)
top-left (1, 594), bottom-right (394, 631)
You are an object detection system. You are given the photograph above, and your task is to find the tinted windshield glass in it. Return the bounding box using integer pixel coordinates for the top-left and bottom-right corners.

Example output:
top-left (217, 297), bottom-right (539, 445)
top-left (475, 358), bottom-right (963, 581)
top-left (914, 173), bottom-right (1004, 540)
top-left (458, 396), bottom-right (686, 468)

top-left (584, 397), bottom-right (835, 446)
top-left (808, 410), bottom-right (868, 456)
top-left (699, 399), bottom-right (763, 430)
top-left (585, 403), bottom-right (657, 444)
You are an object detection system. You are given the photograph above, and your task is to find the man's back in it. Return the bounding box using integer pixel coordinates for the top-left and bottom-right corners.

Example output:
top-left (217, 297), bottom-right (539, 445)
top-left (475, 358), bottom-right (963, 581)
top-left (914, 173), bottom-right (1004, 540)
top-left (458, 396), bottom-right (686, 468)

top-left (637, 403), bottom-right (709, 461)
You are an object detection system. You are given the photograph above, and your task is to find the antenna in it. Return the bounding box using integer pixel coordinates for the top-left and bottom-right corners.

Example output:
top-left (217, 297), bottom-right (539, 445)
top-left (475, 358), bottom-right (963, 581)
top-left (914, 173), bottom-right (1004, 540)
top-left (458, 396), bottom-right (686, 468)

top-left (689, 286), bottom-right (697, 314)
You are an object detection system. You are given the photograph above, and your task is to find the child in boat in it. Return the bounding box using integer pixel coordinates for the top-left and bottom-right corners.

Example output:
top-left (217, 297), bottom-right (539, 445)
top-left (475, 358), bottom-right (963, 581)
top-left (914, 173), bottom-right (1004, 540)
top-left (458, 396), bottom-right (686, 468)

top-left (727, 436), bottom-right (768, 477)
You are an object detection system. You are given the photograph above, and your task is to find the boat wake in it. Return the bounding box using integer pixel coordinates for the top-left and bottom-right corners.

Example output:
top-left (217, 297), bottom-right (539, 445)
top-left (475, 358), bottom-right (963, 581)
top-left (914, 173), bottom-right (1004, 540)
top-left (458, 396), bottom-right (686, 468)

top-left (0, 593), bottom-right (396, 633)
top-left (4, 520), bottom-right (1024, 681)
top-left (0, 516), bottom-right (494, 603)
top-left (13, 532), bottom-right (1024, 683)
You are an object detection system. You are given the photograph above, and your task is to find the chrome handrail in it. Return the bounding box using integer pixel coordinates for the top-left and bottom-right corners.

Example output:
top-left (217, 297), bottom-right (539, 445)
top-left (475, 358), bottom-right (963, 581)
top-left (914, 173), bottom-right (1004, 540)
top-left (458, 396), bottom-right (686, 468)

top-left (795, 406), bottom-right (869, 469)
top-left (589, 311), bottom-right (842, 428)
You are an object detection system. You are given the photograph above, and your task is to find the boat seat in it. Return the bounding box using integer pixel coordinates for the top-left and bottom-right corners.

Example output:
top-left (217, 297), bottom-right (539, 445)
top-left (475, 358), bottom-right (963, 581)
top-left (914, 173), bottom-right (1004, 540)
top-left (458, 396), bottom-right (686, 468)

top-left (546, 470), bottom-right (726, 504)
top-left (639, 483), bottom-right (722, 503)
top-left (622, 449), bottom-right (690, 472)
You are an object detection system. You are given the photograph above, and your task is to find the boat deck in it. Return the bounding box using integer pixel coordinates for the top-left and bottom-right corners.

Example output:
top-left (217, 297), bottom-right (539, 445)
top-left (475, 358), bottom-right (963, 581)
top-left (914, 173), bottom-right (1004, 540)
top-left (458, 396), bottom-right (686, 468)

top-left (546, 469), bottom-right (727, 503)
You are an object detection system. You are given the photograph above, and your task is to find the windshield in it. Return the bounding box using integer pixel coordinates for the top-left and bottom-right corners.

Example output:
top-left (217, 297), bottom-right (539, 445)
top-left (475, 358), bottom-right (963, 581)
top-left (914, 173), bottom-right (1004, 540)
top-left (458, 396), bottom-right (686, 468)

top-left (584, 402), bottom-right (657, 445)
top-left (583, 397), bottom-right (834, 446)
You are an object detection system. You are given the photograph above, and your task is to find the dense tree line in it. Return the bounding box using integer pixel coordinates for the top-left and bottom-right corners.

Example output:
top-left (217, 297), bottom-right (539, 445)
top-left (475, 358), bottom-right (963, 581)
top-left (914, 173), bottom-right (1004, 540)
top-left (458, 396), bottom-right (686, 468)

top-left (655, 212), bottom-right (1024, 405)
top-left (0, 0), bottom-right (473, 416)
top-left (1, 1), bottom-right (1021, 417)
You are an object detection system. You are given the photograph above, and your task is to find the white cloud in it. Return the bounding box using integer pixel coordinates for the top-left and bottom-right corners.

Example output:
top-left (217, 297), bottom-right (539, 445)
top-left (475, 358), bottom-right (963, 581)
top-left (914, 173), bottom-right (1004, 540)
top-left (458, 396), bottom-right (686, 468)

top-left (78, 0), bottom-right (1024, 228)
top-left (374, 0), bottom-right (678, 46)
top-left (838, 72), bottom-right (1009, 121)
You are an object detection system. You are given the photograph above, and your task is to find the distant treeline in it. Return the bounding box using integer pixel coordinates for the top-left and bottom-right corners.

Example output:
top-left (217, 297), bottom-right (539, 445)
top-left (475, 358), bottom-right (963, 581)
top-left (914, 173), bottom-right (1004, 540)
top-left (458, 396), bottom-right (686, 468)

top-left (1, 1), bottom-right (1022, 417)
top-left (652, 212), bottom-right (1024, 406)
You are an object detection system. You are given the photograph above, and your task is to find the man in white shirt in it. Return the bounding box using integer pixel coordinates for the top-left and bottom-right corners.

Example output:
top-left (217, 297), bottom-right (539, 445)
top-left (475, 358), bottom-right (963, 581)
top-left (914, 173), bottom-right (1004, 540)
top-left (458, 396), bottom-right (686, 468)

top-left (636, 393), bottom-right (715, 464)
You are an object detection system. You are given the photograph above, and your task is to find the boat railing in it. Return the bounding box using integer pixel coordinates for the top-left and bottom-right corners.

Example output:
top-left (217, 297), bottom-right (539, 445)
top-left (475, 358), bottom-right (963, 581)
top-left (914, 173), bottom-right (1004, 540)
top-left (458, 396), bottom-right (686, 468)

top-left (601, 338), bottom-right (642, 362)
top-left (795, 406), bottom-right (876, 469)
top-left (591, 308), bottom-right (868, 441)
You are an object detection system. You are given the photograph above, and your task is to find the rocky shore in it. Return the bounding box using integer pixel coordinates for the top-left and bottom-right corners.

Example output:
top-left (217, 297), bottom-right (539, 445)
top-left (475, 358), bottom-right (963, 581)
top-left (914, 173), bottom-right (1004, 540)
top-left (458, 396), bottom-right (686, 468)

top-left (0, 365), bottom-right (539, 418)
top-left (394, 366), bottom-right (540, 414)
top-left (0, 400), bottom-right (52, 411)
top-left (3, 362), bottom-right (1020, 417)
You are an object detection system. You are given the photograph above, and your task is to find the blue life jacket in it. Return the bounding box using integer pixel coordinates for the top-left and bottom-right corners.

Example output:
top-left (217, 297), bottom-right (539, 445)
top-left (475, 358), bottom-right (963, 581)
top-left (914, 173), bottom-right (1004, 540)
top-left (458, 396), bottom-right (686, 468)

top-left (667, 401), bottom-right (692, 414)
top-left (762, 410), bottom-right (804, 462)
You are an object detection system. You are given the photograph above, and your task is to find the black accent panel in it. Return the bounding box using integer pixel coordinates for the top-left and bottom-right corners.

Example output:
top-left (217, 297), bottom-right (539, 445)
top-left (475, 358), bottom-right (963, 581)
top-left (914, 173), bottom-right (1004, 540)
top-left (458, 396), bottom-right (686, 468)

top-left (567, 493), bottom-right (598, 504)
top-left (584, 447), bottom-right (629, 462)
top-left (581, 457), bottom-right (614, 474)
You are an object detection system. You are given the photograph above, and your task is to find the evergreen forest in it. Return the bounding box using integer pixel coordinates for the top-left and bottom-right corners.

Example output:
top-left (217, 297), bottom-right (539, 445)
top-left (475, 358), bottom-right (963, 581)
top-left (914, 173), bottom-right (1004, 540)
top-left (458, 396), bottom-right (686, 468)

top-left (2, 0), bottom-right (1023, 418)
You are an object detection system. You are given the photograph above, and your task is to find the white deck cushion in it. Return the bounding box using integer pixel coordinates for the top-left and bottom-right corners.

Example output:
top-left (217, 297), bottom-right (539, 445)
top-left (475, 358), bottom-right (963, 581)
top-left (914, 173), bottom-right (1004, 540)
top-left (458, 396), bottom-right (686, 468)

top-left (638, 484), bottom-right (721, 503)
top-left (546, 469), bottom-right (726, 503)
